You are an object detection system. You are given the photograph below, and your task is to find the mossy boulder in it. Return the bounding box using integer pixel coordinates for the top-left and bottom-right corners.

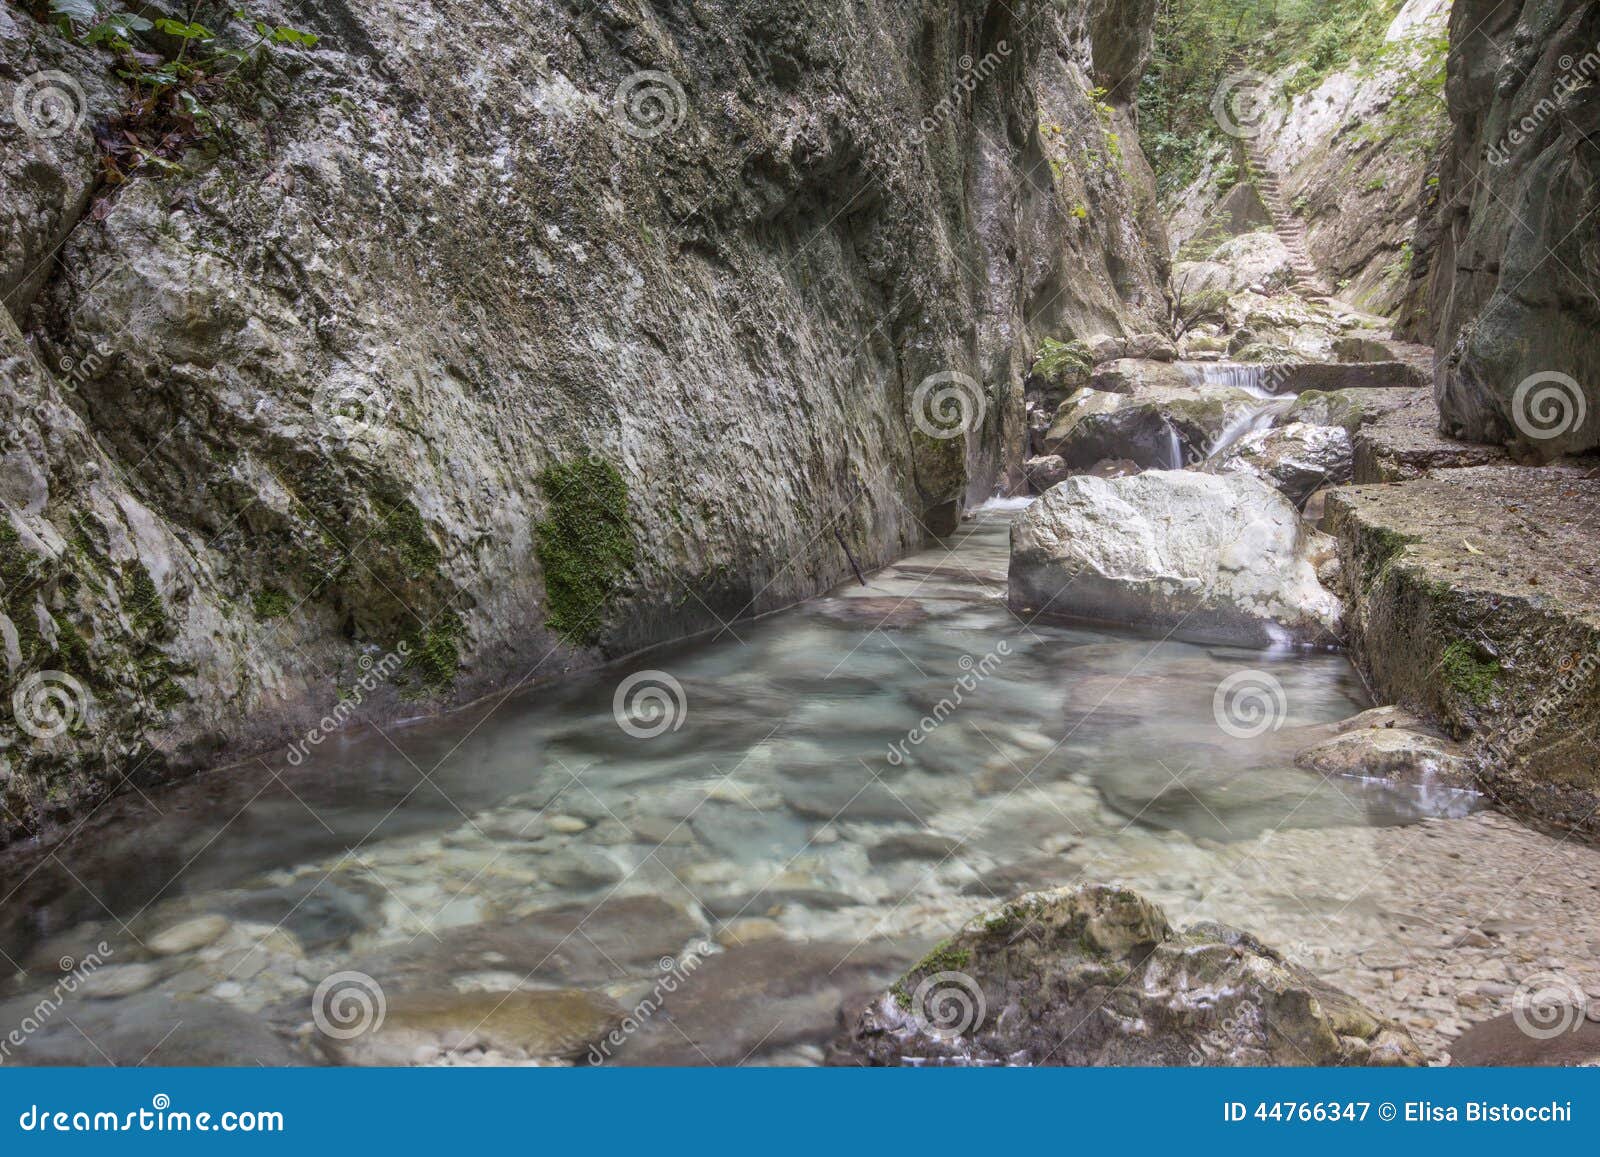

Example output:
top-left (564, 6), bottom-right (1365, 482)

top-left (831, 883), bottom-right (1422, 1066)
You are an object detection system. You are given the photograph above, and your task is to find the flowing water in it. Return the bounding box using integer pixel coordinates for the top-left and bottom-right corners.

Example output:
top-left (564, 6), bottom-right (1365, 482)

top-left (0, 501), bottom-right (1482, 1065)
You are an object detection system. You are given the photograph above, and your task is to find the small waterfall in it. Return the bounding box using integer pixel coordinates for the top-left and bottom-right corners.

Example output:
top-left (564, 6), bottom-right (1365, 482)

top-left (1206, 397), bottom-right (1295, 463)
top-left (1179, 362), bottom-right (1292, 399)
top-left (1165, 424), bottom-right (1184, 470)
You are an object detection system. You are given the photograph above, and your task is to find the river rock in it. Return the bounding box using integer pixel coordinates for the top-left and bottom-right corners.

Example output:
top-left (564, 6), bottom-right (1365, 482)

top-left (1207, 421), bottom-right (1353, 507)
top-left (829, 884), bottom-right (1423, 1066)
top-left (614, 939), bottom-right (910, 1066)
top-left (1023, 455), bottom-right (1070, 493)
top-left (1287, 386), bottom-right (1419, 434)
top-left (0, 994), bottom-right (300, 1066)
top-left (147, 914), bottom-right (231, 956)
top-left (81, 962), bottom-right (164, 999)
top-left (1010, 470), bottom-right (1343, 647)
top-left (1175, 231), bottom-right (1297, 302)
top-left (323, 989), bottom-right (625, 1065)
top-left (1294, 707), bottom-right (1474, 790)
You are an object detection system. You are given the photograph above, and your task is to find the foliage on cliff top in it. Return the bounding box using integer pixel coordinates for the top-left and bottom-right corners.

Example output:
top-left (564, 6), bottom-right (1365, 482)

top-left (1139, 0), bottom-right (1410, 195)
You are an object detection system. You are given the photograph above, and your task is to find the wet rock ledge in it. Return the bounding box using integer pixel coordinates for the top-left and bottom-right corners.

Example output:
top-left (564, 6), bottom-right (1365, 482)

top-left (830, 884), bottom-right (1422, 1067)
top-left (1327, 466), bottom-right (1600, 838)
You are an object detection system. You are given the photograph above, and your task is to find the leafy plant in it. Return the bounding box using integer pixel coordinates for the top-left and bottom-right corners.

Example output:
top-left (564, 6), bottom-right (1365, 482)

top-left (41, 2), bottom-right (320, 186)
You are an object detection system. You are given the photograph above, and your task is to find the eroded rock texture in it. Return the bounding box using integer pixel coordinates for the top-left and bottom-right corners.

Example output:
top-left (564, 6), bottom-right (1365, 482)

top-left (0, 0), bottom-right (1168, 837)
top-left (1410, 0), bottom-right (1600, 457)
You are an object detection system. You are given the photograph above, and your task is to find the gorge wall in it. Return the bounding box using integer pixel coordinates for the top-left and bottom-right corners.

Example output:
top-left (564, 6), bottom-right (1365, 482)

top-left (0, 0), bottom-right (1168, 840)
top-left (1406, 0), bottom-right (1599, 456)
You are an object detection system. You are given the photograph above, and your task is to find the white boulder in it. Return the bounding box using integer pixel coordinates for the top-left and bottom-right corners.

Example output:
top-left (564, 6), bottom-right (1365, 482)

top-left (1008, 470), bottom-right (1342, 647)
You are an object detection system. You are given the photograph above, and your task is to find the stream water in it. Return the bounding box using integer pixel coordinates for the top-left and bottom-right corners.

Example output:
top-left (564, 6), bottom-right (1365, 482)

top-left (0, 501), bottom-right (1483, 1065)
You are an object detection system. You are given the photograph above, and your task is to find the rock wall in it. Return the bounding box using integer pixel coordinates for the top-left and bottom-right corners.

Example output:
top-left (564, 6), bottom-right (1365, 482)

top-left (0, 0), bottom-right (1167, 839)
top-left (1166, 0), bottom-right (1451, 320)
top-left (1408, 0), bottom-right (1600, 456)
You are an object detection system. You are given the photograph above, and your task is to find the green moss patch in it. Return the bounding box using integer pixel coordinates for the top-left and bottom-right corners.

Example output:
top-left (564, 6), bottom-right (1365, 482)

top-left (534, 455), bottom-right (636, 647)
top-left (252, 586), bottom-right (294, 620)
top-left (1439, 640), bottom-right (1499, 706)
top-left (402, 609), bottom-right (463, 693)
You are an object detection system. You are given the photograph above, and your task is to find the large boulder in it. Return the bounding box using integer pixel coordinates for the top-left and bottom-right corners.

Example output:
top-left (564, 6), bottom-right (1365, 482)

top-left (830, 884), bottom-right (1423, 1067)
top-left (1009, 471), bottom-right (1342, 647)
top-left (1174, 231), bottom-right (1297, 301)
top-left (1207, 421), bottom-right (1354, 507)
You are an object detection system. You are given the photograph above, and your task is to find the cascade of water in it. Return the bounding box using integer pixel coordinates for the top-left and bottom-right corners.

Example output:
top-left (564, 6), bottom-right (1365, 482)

top-left (1206, 398), bottom-right (1296, 462)
top-left (1178, 362), bottom-right (1288, 399)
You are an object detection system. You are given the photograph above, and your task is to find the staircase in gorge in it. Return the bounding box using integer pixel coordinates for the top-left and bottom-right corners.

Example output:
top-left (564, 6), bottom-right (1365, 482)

top-left (1242, 139), bottom-right (1329, 299)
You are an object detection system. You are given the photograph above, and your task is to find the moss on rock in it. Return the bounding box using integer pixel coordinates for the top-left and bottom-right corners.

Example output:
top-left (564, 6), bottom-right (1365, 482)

top-left (534, 455), bottom-right (636, 647)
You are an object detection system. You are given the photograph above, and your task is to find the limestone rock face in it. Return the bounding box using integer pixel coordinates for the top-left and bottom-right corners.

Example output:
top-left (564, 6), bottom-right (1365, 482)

top-left (0, 0), bottom-right (1169, 839)
top-left (830, 883), bottom-right (1424, 1067)
top-left (1167, 0), bottom-right (1451, 320)
top-left (1411, 0), bottom-right (1600, 457)
top-left (1008, 470), bottom-right (1342, 647)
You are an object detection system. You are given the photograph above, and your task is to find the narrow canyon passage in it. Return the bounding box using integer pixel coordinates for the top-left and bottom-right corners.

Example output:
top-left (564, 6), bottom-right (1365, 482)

top-left (3, 502), bottom-right (1595, 1065)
